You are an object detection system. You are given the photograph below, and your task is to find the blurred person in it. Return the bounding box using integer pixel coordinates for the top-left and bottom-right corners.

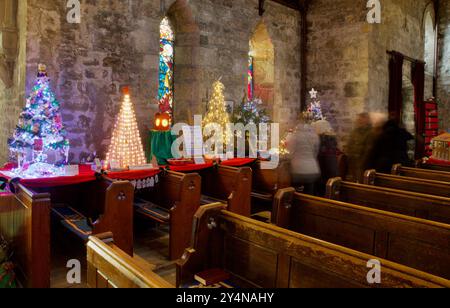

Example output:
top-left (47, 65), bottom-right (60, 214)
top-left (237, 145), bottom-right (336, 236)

top-left (345, 113), bottom-right (373, 183)
top-left (366, 119), bottom-right (414, 173)
top-left (312, 119), bottom-right (339, 195)
top-left (287, 120), bottom-right (321, 195)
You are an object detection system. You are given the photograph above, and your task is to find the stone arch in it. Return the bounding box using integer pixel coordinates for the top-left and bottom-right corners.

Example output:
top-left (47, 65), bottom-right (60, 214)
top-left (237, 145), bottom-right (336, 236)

top-left (165, 0), bottom-right (201, 124)
top-left (249, 20), bottom-right (275, 115)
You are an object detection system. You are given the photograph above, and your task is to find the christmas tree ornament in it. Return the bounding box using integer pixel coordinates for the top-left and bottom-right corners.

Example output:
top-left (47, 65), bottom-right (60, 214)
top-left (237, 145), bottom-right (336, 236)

top-left (303, 88), bottom-right (325, 123)
top-left (105, 87), bottom-right (147, 169)
top-left (7, 64), bottom-right (70, 178)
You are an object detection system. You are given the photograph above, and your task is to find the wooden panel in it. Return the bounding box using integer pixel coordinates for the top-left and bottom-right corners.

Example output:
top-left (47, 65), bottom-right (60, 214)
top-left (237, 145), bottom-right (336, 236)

top-left (224, 235), bottom-right (278, 288)
top-left (393, 165), bottom-right (450, 182)
top-left (365, 171), bottom-right (450, 198)
top-left (0, 186), bottom-right (51, 288)
top-left (178, 205), bottom-right (450, 288)
top-left (289, 258), bottom-right (364, 288)
top-left (87, 233), bottom-right (173, 288)
top-left (387, 235), bottom-right (450, 279)
top-left (276, 192), bottom-right (450, 280)
top-left (339, 181), bottom-right (450, 225)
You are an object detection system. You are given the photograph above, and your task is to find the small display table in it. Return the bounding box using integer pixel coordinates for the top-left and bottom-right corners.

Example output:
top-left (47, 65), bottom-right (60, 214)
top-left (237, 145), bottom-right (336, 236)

top-left (147, 130), bottom-right (176, 165)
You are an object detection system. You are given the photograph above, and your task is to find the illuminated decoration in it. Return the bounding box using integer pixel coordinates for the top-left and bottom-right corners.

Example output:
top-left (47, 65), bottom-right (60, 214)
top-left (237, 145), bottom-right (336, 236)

top-left (158, 17), bottom-right (175, 118)
top-left (233, 97), bottom-right (270, 126)
top-left (7, 64), bottom-right (70, 177)
top-left (154, 112), bottom-right (171, 131)
top-left (105, 87), bottom-right (147, 169)
top-left (247, 56), bottom-right (254, 100)
top-left (203, 80), bottom-right (231, 142)
top-left (303, 88), bottom-right (324, 123)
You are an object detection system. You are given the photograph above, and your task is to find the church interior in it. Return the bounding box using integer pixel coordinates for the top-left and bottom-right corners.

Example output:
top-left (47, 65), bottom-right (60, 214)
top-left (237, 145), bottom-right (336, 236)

top-left (0, 0), bottom-right (450, 290)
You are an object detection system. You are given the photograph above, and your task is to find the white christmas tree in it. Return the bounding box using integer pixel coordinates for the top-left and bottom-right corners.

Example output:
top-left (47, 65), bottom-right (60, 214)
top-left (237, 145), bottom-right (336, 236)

top-left (105, 87), bottom-right (147, 169)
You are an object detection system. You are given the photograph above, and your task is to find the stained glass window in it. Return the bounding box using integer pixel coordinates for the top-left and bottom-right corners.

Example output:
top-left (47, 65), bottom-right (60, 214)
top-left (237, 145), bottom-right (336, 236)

top-left (247, 56), bottom-right (254, 101)
top-left (159, 17), bottom-right (175, 117)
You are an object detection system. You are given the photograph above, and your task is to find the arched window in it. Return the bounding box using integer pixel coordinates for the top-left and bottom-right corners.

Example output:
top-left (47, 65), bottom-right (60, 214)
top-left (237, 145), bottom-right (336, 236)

top-left (158, 17), bottom-right (175, 117)
top-left (248, 21), bottom-right (274, 112)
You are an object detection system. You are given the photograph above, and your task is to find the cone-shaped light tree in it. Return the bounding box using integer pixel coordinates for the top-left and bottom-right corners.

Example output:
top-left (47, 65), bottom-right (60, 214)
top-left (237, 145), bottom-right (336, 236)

top-left (105, 87), bottom-right (147, 169)
top-left (203, 80), bottom-right (230, 134)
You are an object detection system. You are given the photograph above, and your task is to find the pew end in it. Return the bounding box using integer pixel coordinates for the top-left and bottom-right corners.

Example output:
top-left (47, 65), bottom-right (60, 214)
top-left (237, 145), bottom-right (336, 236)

top-left (87, 232), bottom-right (174, 288)
top-left (272, 187), bottom-right (295, 227)
top-left (325, 177), bottom-right (343, 200)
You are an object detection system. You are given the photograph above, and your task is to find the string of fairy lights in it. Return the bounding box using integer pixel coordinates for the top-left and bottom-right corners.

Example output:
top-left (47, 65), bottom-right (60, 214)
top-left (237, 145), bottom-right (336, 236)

top-left (105, 88), bottom-right (147, 169)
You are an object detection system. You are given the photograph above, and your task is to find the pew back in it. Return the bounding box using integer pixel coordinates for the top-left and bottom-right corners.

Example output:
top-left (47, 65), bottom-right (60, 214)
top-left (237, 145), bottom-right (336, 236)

top-left (392, 164), bottom-right (450, 183)
top-left (201, 166), bottom-right (252, 217)
top-left (87, 233), bottom-right (173, 288)
top-left (0, 186), bottom-right (51, 288)
top-left (252, 160), bottom-right (291, 196)
top-left (417, 159), bottom-right (450, 173)
top-left (275, 190), bottom-right (450, 280)
top-left (326, 178), bottom-right (450, 225)
top-left (364, 170), bottom-right (450, 198)
top-left (140, 171), bottom-right (201, 260)
top-left (177, 204), bottom-right (450, 288)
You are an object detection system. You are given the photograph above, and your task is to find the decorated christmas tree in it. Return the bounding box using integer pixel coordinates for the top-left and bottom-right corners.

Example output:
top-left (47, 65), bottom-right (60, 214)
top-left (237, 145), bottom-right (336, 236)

top-left (8, 64), bottom-right (70, 175)
top-left (105, 87), bottom-right (147, 169)
top-left (203, 80), bottom-right (231, 138)
top-left (303, 88), bottom-right (324, 123)
top-left (232, 94), bottom-right (270, 126)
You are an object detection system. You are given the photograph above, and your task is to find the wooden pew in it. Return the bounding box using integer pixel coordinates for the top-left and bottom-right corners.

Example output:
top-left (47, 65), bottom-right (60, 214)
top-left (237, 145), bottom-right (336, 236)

top-left (274, 189), bottom-right (450, 280)
top-left (326, 178), bottom-right (450, 225)
top-left (49, 177), bottom-right (135, 256)
top-left (135, 170), bottom-right (201, 260)
top-left (416, 159), bottom-right (450, 173)
top-left (87, 233), bottom-right (173, 288)
top-left (200, 165), bottom-right (252, 217)
top-left (177, 203), bottom-right (450, 288)
top-left (364, 169), bottom-right (450, 198)
top-left (392, 164), bottom-right (450, 183)
top-left (0, 185), bottom-right (51, 288)
top-left (251, 159), bottom-right (291, 202)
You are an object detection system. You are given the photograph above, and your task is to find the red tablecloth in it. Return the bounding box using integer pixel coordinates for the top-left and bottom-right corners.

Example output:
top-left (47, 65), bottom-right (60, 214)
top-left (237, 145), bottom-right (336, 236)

top-left (107, 168), bottom-right (161, 180)
top-left (168, 162), bottom-right (215, 172)
top-left (426, 158), bottom-right (450, 166)
top-left (0, 164), bottom-right (161, 188)
top-left (220, 158), bottom-right (256, 167)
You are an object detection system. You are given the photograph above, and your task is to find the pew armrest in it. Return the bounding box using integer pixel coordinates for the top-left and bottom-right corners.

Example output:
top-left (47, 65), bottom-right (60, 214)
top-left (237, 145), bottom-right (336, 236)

top-left (326, 177), bottom-right (342, 200)
top-left (272, 188), bottom-right (296, 227)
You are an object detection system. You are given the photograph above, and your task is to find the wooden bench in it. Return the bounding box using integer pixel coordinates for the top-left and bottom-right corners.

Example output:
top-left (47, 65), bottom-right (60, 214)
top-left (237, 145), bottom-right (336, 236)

top-left (135, 170), bottom-right (201, 260)
top-left (416, 159), bottom-right (450, 173)
top-left (326, 178), bottom-right (450, 225)
top-left (176, 203), bottom-right (450, 288)
top-left (251, 160), bottom-right (291, 202)
top-left (364, 169), bottom-right (450, 198)
top-left (50, 177), bottom-right (135, 256)
top-left (392, 164), bottom-right (450, 183)
top-left (274, 189), bottom-right (450, 280)
top-left (199, 165), bottom-right (252, 217)
top-left (87, 233), bottom-right (173, 288)
top-left (0, 185), bottom-right (51, 288)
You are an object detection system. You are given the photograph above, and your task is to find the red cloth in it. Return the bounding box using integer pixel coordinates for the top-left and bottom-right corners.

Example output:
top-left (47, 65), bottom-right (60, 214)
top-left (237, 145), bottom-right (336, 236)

top-left (0, 164), bottom-right (161, 188)
top-left (169, 162), bottom-right (215, 172)
top-left (220, 158), bottom-right (256, 167)
top-left (107, 168), bottom-right (161, 180)
top-left (426, 158), bottom-right (450, 166)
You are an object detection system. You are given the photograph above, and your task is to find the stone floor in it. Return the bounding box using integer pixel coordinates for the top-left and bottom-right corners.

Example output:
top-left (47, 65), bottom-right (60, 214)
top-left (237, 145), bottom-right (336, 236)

top-left (50, 221), bottom-right (176, 288)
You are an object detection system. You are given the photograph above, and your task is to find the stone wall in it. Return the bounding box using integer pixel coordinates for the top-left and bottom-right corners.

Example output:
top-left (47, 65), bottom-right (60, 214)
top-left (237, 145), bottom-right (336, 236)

top-left (0, 0), bottom-right (301, 163)
top-left (306, 0), bottom-right (370, 145)
top-left (0, 0), bottom-right (27, 164)
top-left (307, 0), bottom-right (437, 147)
top-left (437, 0), bottom-right (450, 132)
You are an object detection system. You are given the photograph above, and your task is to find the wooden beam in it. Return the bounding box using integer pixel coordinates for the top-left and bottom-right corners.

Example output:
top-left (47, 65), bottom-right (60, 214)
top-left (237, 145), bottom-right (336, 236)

top-left (270, 0), bottom-right (302, 10)
top-left (259, 0), bottom-right (266, 16)
top-left (299, 1), bottom-right (309, 111)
